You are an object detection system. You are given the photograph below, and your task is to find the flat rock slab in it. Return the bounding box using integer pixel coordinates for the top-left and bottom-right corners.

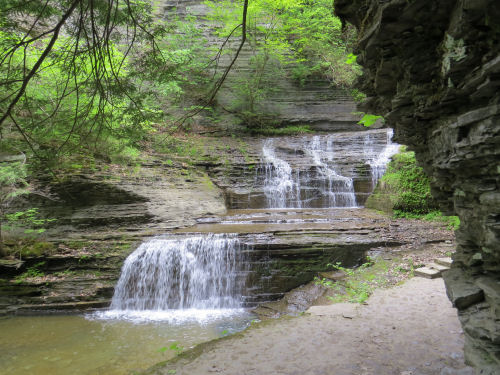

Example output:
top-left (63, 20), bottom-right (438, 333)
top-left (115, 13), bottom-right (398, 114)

top-left (318, 270), bottom-right (347, 281)
top-left (415, 266), bottom-right (444, 278)
top-left (436, 257), bottom-right (453, 267)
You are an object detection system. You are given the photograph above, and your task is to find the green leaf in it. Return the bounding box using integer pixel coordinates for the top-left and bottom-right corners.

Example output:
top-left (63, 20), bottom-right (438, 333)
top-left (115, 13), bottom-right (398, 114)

top-left (345, 53), bottom-right (357, 65)
top-left (358, 114), bottom-right (384, 127)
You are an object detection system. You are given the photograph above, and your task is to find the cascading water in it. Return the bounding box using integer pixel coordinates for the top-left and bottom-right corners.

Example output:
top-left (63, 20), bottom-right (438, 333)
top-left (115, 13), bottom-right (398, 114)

top-left (262, 139), bottom-right (302, 208)
top-left (307, 136), bottom-right (357, 208)
top-left (261, 135), bottom-right (357, 208)
top-left (99, 234), bottom-right (248, 322)
top-left (366, 128), bottom-right (400, 188)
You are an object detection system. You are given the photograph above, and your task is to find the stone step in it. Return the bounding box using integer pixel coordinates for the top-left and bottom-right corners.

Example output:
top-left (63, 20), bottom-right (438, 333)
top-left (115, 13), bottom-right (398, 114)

top-left (415, 263), bottom-right (450, 279)
top-left (435, 257), bottom-right (453, 267)
top-left (429, 263), bottom-right (450, 272)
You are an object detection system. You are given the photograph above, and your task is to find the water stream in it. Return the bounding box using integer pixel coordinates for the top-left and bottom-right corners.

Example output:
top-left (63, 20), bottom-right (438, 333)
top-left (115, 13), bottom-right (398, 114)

top-left (365, 128), bottom-right (400, 187)
top-left (262, 139), bottom-right (302, 208)
top-left (0, 313), bottom-right (253, 375)
top-left (98, 234), bottom-right (248, 322)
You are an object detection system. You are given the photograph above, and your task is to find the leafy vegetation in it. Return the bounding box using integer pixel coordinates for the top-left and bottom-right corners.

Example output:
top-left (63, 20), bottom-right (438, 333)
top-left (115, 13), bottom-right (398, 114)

top-left (315, 257), bottom-right (408, 304)
top-left (380, 148), bottom-right (437, 214)
top-left (0, 0), bottom-right (362, 256)
top-left (394, 210), bottom-right (460, 231)
top-left (367, 147), bottom-right (459, 229)
top-left (1, 0), bottom-right (358, 165)
top-left (358, 114), bottom-right (384, 127)
top-left (15, 261), bottom-right (46, 282)
top-left (246, 125), bottom-right (313, 136)
top-left (205, 0), bottom-right (360, 130)
top-left (315, 255), bottom-right (429, 304)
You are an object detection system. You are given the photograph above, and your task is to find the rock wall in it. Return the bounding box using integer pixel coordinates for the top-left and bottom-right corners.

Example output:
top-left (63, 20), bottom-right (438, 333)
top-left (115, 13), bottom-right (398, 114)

top-left (209, 129), bottom-right (394, 209)
top-left (335, 1), bottom-right (500, 372)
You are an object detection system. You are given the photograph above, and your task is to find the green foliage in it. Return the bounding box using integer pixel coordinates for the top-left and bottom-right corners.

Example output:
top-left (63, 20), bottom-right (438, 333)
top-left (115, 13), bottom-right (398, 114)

top-left (0, 1), bottom-right (214, 170)
top-left (350, 89), bottom-right (366, 103)
top-left (345, 53), bottom-right (357, 65)
top-left (206, 0), bottom-right (360, 130)
top-left (315, 257), bottom-right (388, 304)
top-left (158, 342), bottom-right (183, 355)
top-left (15, 261), bottom-right (46, 282)
top-left (381, 149), bottom-right (437, 214)
top-left (4, 208), bottom-right (56, 234)
top-left (358, 114), bottom-right (384, 127)
top-left (394, 210), bottom-right (460, 231)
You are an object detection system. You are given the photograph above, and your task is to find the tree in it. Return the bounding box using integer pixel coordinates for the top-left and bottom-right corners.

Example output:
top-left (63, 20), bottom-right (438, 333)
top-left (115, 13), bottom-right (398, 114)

top-left (205, 0), bottom-right (360, 130)
top-left (0, 0), bottom-right (251, 165)
top-left (0, 0), bottom-right (179, 165)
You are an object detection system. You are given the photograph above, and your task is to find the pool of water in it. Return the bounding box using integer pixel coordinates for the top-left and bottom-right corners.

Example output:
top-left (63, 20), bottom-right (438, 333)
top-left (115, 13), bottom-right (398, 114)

top-left (0, 310), bottom-right (254, 375)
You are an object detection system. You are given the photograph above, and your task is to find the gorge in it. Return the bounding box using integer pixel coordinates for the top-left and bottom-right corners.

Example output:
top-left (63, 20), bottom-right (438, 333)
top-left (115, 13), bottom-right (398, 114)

top-left (1, 0), bottom-right (497, 373)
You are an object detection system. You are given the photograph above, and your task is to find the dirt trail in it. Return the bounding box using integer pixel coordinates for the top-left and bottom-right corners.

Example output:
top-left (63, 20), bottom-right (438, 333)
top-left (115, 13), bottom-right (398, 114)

top-left (147, 277), bottom-right (473, 375)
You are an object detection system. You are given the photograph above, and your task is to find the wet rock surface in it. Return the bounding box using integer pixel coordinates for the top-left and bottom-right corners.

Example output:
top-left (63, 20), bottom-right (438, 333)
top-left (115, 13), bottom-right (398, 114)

top-left (335, 0), bottom-right (500, 372)
top-left (0, 163), bottom-right (227, 315)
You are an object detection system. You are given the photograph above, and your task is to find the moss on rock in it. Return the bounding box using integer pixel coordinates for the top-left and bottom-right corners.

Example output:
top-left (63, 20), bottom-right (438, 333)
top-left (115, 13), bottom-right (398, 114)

top-left (366, 148), bottom-right (437, 215)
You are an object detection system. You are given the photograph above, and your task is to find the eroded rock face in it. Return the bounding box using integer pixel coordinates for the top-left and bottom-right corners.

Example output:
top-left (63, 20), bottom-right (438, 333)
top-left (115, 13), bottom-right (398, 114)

top-left (335, 1), bottom-right (500, 372)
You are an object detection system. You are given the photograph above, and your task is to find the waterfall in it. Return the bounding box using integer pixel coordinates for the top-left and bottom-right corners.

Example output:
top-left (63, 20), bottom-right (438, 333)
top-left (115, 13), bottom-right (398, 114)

top-left (308, 136), bottom-right (357, 208)
top-left (367, 128), bottom-right (400, 188)
top-left (262, 139), bottom-right (302, 208)
top-left (101, 234), bottom-right (247, 321)
top-left (261, 136), bottom-right (357, 208)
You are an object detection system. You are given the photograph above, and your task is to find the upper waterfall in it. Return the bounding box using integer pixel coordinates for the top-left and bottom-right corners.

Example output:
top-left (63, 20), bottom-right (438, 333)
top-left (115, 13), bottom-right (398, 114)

top-left (259, 129), bottom-right (398, 209)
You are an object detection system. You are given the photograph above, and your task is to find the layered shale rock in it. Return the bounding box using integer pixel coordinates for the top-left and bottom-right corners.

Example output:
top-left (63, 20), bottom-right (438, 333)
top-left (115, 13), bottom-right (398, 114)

top-left (157, 0), bottom-right (361, 131)
top-left (335, 1), bottom-right (500, 372)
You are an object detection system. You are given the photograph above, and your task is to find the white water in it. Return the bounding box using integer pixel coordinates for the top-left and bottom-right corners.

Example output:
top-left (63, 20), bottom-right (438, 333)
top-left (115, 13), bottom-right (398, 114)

top-left (262, 136), bottom-right (356, 208)
top-left (262, 139), bottom-right (302, 208)
top-left (99, 234), bottom-right (247, 323)
top-left (307, 136), bottom-right (357, 207)
top-left (366, 128), bottom-right (400, 188)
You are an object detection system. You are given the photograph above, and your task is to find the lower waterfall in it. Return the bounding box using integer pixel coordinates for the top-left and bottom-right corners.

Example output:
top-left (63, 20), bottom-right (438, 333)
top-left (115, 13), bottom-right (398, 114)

top-left (99, 234), bottom-right (248, 322)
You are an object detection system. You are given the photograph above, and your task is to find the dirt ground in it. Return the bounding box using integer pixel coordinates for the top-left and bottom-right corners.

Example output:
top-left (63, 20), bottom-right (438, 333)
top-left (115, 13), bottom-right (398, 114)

top-left (146, 275), bottom-right (473, 375)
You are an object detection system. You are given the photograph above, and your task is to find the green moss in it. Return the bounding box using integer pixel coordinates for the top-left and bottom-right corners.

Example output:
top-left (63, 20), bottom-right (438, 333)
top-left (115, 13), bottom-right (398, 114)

top-left (5, 240), bottom-right (56, 258)
top-left (394, 210), bottom-right (460, 230)
top-left (379, 148), bottom-right (437, 214)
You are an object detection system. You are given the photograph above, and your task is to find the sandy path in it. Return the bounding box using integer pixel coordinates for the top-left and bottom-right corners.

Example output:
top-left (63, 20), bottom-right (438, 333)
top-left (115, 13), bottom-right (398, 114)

top-left (148, 278), bottom-right (473, 375)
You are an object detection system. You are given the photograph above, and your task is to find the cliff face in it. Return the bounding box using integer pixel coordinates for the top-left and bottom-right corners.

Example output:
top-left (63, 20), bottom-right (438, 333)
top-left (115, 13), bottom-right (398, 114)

top-left (158, 0), bottom-right (362, 131)
top-left (335, 0), bottom-right (500, 372)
